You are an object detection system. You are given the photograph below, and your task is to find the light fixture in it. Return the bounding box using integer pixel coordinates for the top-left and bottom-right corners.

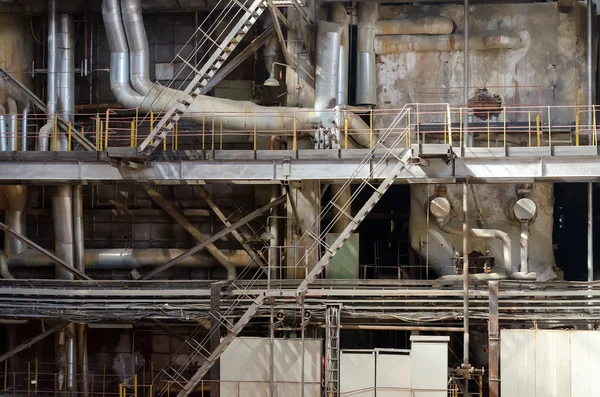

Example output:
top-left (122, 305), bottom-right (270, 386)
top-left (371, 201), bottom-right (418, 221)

top-left (263, 62), bottom-right (289, 87)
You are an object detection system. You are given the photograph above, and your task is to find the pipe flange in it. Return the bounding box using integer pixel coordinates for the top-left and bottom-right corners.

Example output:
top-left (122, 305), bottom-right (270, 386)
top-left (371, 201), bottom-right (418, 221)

top-left (513, 198), bottom-right (537, 223)
top-left (430, 196), bottom-right (452, 220)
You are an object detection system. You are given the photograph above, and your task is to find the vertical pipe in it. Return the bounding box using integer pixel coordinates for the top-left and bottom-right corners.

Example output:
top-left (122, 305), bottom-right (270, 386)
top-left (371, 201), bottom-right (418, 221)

top-left (269, 300), bottom-right (275, 397)
top-left (47, 0), bottom-right (57, 119)
top-left (356, 3), bottom-right (378, 106)
top-left (463, 0), bottom-right (469, 146)
top-left (4, 185), bottom-right (28, 257)
top-left (462, 181), bottom-right (470, 397)
top-left (73, 185), bottom-right (84, 273)
top-left (7, 98), bottom-right (17, 151)
top-left (22, 107), bottom-right (29, 151)
top-left (0, 106), bottom-right (7, 152)
top-left (78, 323), bottom-right (89, 397)
top-left (589, 182), bottom-right (593, 283)
top-left (588, 0), bottom-right (593, 134)
top-left (53, 185), bottom-right (75, 280)
top-left (520, 223), bottom-right (530, 274)
top-left (331, 4), bottom-right (349, 106)
top-left (488, 281), bottom-right (499, 397)
top-left (269, 185), bottom-right (280, 280)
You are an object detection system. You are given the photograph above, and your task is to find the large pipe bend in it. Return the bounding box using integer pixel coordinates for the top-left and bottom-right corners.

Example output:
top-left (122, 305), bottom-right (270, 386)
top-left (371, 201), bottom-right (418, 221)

top-left (435, 217), bottom-right (513, 276)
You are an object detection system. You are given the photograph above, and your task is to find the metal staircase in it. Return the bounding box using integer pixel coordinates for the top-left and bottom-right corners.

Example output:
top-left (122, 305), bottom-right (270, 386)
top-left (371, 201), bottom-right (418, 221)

top-left (137, 0), bottom-right (269, 157)
top-left (159, 106), bottom-right (414, 397)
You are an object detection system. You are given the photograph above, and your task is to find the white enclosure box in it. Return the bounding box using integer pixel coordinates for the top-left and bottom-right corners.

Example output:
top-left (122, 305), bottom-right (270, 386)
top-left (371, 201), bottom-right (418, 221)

top-left (410, 336), bottom-right (450, 397)
top-left (340, 351), bottom-right (375, 397)
top-left (501, 329), bottom-right (600, 397)
top-left (220, 337), bottom-right (322, 397)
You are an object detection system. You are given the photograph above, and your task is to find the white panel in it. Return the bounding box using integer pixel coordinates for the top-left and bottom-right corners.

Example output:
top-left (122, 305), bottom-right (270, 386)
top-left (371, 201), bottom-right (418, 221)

top-left (220, 337), bottom-right (321, 397)
top-left (340, 352), bottom-right (375, 397)
top-left (571, 331), bottom-right (600, 397)
top-left (376, 352), bottom-right (411, 397)
top-left (501, 330), bottom-right (536, 397)
top-left (410, 341), bottom-right (448, 397)
top-left (534, 331), bottom-right (571, 397)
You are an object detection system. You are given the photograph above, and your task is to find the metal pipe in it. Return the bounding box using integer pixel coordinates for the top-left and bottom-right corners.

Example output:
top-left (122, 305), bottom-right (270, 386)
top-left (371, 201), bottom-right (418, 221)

top-left (36, 123), bottom-right (54, 152)
top-left (314, 21), bottom-right (342, 112)
top-left (373, 17), bottom-right (454, 35)
top-left (520, 223), bottom-right (529, 274)
top-left (462, 181), bottom-right (469, 397)
top-left (107, 0), bottom-right (372, 146)
top-left (57, 14), bottom-right (75, 151)
top-left (52, 185), bottom-right (75, 280)
top-left (331, 4), bottom-right (349, 106)
top-left (0, 251), bottom-right (13, 279)
top-left (269, 186), bottom-right (280, 280)
top-left (0, 105), bottom-right (7, 152)
top-left (464, 0), bottom-right (469, 150)
top-left (120, 0), bottom-right (154, 96)
top-left (435, 218), bottom-right (513, 275)
top-left (588, 0), bottom-right (593, 131)
top-left (21, 106), bottom-right (29, 151)
top-left (339, 325), bottom-right (464, 332)
top-left (47, 0), bottom-right (57, 119)
top-left (3, 185), bottom-right (27, 257)
top-left (73, 185), bottom-right (84, 273)
top-left (356, 2), bottom-right (378, 106)
top-left (8, 248), bottom-right (253, 269)
top-left (589, 182), bottom-right (593, 283)
top-left (6, 97), bottom-right (17, 151)
top-left (77, 324), bottom-right (89, 397)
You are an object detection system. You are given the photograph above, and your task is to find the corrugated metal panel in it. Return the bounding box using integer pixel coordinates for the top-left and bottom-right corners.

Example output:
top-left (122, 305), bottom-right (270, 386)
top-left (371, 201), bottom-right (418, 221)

top-left (326, 233), bottom-right (359, 279)
top-left (501, 330), bottom-right (600, 397)
top-left (340, 351), bottom-right (375, 397)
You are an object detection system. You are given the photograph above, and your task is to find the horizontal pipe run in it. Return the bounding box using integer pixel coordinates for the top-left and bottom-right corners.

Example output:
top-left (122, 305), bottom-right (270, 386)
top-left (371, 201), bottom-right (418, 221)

top-left (339, 325), bottom-right (464, 332)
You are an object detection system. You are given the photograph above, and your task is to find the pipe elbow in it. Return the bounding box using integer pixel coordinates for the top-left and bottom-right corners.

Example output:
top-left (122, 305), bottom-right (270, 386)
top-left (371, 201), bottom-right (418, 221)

top-left (6, 97), bottom-right (17, 115)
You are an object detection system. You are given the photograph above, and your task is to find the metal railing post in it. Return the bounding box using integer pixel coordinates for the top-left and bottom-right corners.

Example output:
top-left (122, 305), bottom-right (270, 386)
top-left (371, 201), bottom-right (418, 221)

top-left (487, 113), bottom-right (491, 148)
top-left (130, 121), bottom-right (135, 148)
top-left (293, 111), bottom-right (297, 150)
top-left (105, 109), bottom-right (110, 149)
top-left (220, 116), bottom-right (223, 150)
top-left (369, 109), bottom-right (373, 148)
top-left (536, 113), bottom-right (541, 147)
top-left (253, 112), bottom-right (257, 151)
top-left (503, 106), bottom-right (507, 148)
top-left (34, 358), bottom-right (38, 394)
top-left (528, 111), bottom-right (531, 147)
top-left (459, 107), bottom-right (463, 148)
top-left (593, 104), bottom-right (597, 146)
top-left (211, 113), bottom-right (215, 150)
top-left (175, 121), bottom-right (179, 151)
top-left (447, 104), bottom-right (452, 146)
top-left (202, 114), bottom-right (205, 150)
top-left (547, 105), bottom-right (552, 147)
top-left (344, 117), bottom-right (348, 149)
top-left (67, 122), bottom-right (72, 151)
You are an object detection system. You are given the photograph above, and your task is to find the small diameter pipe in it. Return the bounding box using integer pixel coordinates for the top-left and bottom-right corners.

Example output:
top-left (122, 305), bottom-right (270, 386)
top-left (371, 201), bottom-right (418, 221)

top-left (7, 97), bottom-right (17, 151)
top-left (21, 106), bottom-right (29, 151)
top-left (462, 182), bottom-right (469, 397)
top-left (0, 105), bottom-right (6, 151)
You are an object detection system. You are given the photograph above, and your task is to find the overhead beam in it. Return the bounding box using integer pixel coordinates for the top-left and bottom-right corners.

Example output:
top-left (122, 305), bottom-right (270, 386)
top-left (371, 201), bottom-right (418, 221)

top-left (141, 194), bottom-right (287, 280)
top-left (0, 321), bottom-right (69, 363)
top-left (194, 186), bottom-right (268, 272)
top-left (0, 221), bottom-right (91, 280)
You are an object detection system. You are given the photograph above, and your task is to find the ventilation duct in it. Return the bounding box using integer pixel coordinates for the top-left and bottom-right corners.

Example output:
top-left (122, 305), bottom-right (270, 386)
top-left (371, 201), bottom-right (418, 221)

top-left (104, 0), bottom-right (372, 147)
top-left (356, 2), bottom-right (378, 106)
top-left (314, 21), bottom-right (342, 111)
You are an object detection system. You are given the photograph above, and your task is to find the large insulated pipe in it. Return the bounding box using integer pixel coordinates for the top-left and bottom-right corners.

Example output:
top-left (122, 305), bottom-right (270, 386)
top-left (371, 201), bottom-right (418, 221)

top-left (7, 97), bottom-right (17, 151)
top-left (356, 2), bottom-right (378, 106)
top-left (110, 0), bottom-right (371, 146)
top-left (374, 31), bottom-right (520, 54)
top-left (430, 197), bottom-right (513, 275)
top-left (331, 4), bottom-right (350, 106)
top-left (8, 248), bottom-right (253, 269)
top-left (52, 186), bottom-right (75, 280)
top-left (0, 105), bottom-right (7, 152)
top-left (374, 17), bottom-right (454, 36)
top-left (57, 14), bottom-right (75, 151)
top-left (47, 0), bottom-right (57, 119)
top-left (314, 21), bottom-right (342, 112)
top-left (120, 0), bottom-right (154, 96)
top-left (3, 185), bottom-right (27, 257)
top-left (73, 185), bottom-right (84, 273)
top-left (0, 251), bottom-right (13, 279)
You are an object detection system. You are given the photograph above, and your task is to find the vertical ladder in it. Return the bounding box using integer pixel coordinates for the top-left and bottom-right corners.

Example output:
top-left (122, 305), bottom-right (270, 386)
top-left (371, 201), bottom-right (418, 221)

top-left (325, 305), bottom-right (341, 397)
top-left (137, 0), bottom-right (269, 157)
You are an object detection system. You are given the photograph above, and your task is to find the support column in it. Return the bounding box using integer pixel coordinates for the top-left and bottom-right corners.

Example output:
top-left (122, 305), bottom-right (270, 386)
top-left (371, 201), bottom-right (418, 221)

top-left (588, 0), bottom-right (593, 135)
top-left (588, 182), bottom-right (593, 283)
top-left (209, 283), bottom-right (221, 397)
top-left (488, 281), bottom-right (499, 397)
top-left (463, 0), bottom-right (469, 148)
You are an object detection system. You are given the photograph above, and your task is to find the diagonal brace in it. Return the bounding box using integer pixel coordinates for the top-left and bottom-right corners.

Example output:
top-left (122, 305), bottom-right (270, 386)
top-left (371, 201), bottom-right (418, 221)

top-left (0, 221), bottom-right (91, 280)
top-left (0, 321), bottom-right (69, 363)
top-left (141, 194), bottom-right (287, 280)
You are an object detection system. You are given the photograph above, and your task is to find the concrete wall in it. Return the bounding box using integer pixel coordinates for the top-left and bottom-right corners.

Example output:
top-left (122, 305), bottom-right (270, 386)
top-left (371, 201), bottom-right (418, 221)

top-left (409, 183), bottom-right (559, 281)
top-left (376, 2), bottom-right (591, 127)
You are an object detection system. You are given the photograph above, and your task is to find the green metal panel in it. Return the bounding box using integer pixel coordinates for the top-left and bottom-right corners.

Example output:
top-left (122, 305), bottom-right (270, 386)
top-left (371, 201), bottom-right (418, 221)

top-left (325, 233), bottom-right (359, 279)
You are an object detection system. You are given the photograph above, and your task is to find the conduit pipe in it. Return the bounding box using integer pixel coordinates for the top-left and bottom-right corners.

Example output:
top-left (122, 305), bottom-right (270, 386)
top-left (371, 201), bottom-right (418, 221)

top-left (520, 223), bottom-right (529, 274)
top-left (0, 105), bottom-right (7, 152)
top-left (434, 217), bottom-right (513, 276)
top-left (374, 31), bottom-right (520, 54)
top-left (109, 0), bottom-right (372, 147)
top-left (73, 185), bottom-right (84, 273)
top-left (7, 97), bottom-right (17, 151)
top-left (47, 0), bottom-right (57, 119)
top-left (374, 17), bottom-right (454, 36)
top-left (52, 186), bottom-right (75, 280)
top-left (36, 123), bottom-right (54, 151)
top-left (57, 14), bottom-right (75, 151)
top-left (8, 248), bottom-right (253, 269)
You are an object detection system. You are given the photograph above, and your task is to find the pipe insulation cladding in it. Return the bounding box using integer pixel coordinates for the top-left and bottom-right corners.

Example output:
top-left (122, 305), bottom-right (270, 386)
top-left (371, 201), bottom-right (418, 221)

top-left (375, 30), bottom-right (521, 54)
top-left (102, 0), bottom-right (372, 147)
top-left (374, 17), bottom-right (455, 36)
top-left (314, 21), bottom-right (342, 112)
